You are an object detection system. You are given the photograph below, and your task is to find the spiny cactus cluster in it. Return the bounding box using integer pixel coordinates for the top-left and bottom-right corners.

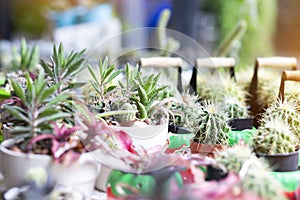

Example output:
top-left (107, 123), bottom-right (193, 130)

top-left (215, 144), bottom-right (256, 174)
top-left (239, 158), bottom-right (287, 200)
top-left (111, 99), bottom-right (137, 123)
top-left (223, 96), bottom-right (249, 119)
top-left (253, 117), bottom-right (297, 154)
top-left (168, 93), bottom-right (202, 134)
top-left (215, 144), bottom-right (287, 200)
top-left (193, 101), bottom-right (231, 145)
top-left (262, 98), bottom-right (300, 142)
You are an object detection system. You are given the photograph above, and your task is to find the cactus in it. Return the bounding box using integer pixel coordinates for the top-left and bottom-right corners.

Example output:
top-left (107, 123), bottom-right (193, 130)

top-left (262, 98), bottom-right (300, 142)
top-left (223, 96), bottom-right (249, 119)
top-left (215, 144), bottom-right (287, 199)
top-left (239, 158), bottom-right (287, 200)
top-left (215, 144), bottom-right (256, 174)
top-left (111, 100), bottom-right (137, 123)
top-left (198, 75), bottom-right (248, 109)
top-left (193, 101), bottom-right (231, 145)
top-left (253, 117), bottom-right (297, 154)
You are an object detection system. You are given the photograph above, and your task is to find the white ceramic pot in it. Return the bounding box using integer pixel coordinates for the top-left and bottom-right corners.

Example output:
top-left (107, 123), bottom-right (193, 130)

top-left (0, 139), bottom-right (52, 188)
top-left (94, 121), bottom-right (169, 191)
top-left (0, 139), bottom-right (99, 198)
top-left (118, 121), bottom-right (169, 150)
top-left (95, 165), bottom-right (112, 192)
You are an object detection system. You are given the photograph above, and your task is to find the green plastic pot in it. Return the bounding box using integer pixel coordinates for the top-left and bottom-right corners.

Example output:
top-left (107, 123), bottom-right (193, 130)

top-left (107, 168), bottom-right (183, 198)
top-left (228, 128), bottom-right (255, 146)
top-left (272, 170), bottom-right (300, 192)
top-left (168, 133), bottom-right (194, 149)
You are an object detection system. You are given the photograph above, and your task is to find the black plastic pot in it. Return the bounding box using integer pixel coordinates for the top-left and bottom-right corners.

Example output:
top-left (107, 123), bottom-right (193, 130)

top-left (229, 117), bottom-right (253, 131)
top-left (256, 150), bottom-right (299, 172)
top-left (205, 165), bottom-right (228, 181)
top-left (168, 124), bottom-right (191, 134)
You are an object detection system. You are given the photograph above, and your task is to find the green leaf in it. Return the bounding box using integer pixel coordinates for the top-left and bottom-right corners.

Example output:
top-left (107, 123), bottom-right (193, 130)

top-left (137, 84), bottom-right (148, 105)
top-left (41, 60), bottom-right (54, 78)
top-left (46, 93), bottom-right (70, 106)
top-left (88, 65), bottom-right (99, 83)
top-left (0, 89), bottom-right (11, 100)
top-left (38, 108), bottom-right (59, 118)
top-left (58, 43), bottom-right (65, 68)
top-left (144, 74), bottom-right (155, 92)
top-left (27, 45), bottom-right (39, 70)
top-left (35, 112), bottom-right (71, 126)
top-left (106, 85), bottom-right (117, 93)
top-left (10, 126), bottom-right (31, 134)
top-left (90, 81), bottom-right (101, 96)
top-left (25, 73), bottom-right (34, 106)
top-left (36, 84), bottom-right (59, 105)
top-left (10, 79), bottom-right (25, 102)
top-left (3, 105), bottom-right (30, 123)
top-left (136, 101), bottom-right (148, 120)
top-left (106, 69), bottom-right (122, 83)
top-left (102, 65), bottom-right (115, 83)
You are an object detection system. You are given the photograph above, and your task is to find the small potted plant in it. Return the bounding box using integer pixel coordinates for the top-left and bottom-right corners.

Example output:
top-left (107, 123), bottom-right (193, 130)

top-left (262, 98), bottom-right (300, 141)
top-left (87, 61), bottom-right (169, 150)
top-left (252, 117), bottom-right (299, 172)
top-left (215, 145), bottom-right (288, 199)
top-left (0, 43), bottom-right (99, 198)
top-left (190, 100), bottom-right (231, 157)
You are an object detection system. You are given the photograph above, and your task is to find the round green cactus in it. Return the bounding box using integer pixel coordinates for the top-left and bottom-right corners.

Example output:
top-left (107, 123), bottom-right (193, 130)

top-left (253, 117), bottom-right (297, 154)
top-left (240, 158), bottom-right (287, 200)
top-left (215, 144), bottom-right (256, 174)
top-left (111, 100), bottom-right (137, 123)
top-left (193, 101), bottom-right (231, 145)
top-left (223, 96), bottom-right (249, 119)
top-left (262, 99), bottom-right (300, 142)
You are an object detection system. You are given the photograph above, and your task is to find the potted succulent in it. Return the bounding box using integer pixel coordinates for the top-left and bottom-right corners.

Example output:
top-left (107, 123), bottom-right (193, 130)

top-left (167, 92), bottom-right (201, 149)
top-left (190, 100), bottom-right (231, 157)
top-left (87, 60), bottom-right (169, 150)
top-left (262, 98), bottom-right (300, 141)
top-left (215, 144), bottom-right (288, 199)
top-left (252, 117), bottom-right (299, 172)
top-left (0, 43), bottom-right (100, 198)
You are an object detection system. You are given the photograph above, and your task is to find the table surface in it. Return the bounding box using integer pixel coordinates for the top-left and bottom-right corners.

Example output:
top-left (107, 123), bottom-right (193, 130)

top-left (0, 173), bottom-right (107, 200)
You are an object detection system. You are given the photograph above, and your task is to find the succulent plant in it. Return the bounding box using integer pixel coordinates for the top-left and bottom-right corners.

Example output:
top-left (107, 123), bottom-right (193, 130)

top-left (6, 38), bottom-right (39, 72)
top-left (129, 71), bottom-right (167, 121)
top-left (193, 101), bottom-right (231, 146)
top-left (110, 99), bottom-right (137, 124)
top-left (223, 96), bottom-right (249, 119)
top-left (198, 74), bottom-right (248, 104)
top-left (41, 43), bottom-right (86, 95)
top-left (88, 56), bottom-right (122, 101)
top-left (215, 144), bottom-right (256, 174)
top-left (262, 98), bottom-right (300, 142)
top-left (168, 93), bottom-right (202, 133)
top-left (239, 158), bottom-right (287, 200)
top-left (252, 117), bottom-right (297, 154)
top-left (215, 143), bottom-right (287, 199)
top-left (2, 71), bottom-right (70, 142)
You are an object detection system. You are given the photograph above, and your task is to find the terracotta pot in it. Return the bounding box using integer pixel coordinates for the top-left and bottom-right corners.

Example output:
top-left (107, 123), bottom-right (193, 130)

top-left (189, 140), bottom-right (226, 158)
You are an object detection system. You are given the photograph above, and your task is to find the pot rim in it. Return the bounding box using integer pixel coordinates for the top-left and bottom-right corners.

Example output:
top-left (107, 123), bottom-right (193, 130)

top-left (256, 149), bottom-right (300, 157)
top-left (0, 138), bottom-right (51, 160)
